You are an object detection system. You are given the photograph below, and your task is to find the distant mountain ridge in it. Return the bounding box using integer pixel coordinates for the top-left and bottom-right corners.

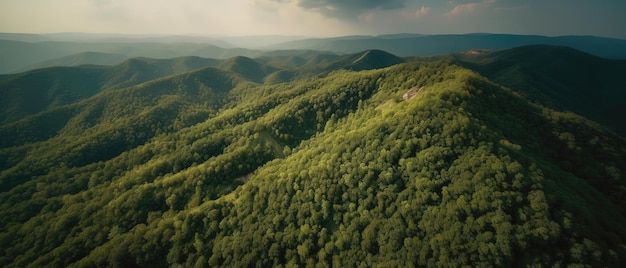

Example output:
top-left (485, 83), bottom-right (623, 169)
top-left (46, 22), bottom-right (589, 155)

top-left (0, 57), bottom-right (221, 125)
top-left (0, 40), bottom-right (260, 74)
top-left (273, 34), bottom-right (626, 59)
top-left (3, 33), bottom-right (626, 74)
top-left (14, 51), bottom-right (128, 72)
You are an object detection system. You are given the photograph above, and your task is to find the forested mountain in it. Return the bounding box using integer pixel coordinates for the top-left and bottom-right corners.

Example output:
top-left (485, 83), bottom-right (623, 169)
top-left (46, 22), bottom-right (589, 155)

top-left (453, 45), bottom-right (626, 135)
top-left (0, 56), bottom-right (219, 125)
top-left (0, 46), bottom-right (625, 267)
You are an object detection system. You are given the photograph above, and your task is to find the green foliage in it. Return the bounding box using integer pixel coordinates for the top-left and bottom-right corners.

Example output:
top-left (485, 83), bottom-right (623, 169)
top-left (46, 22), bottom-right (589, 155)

top-left (456, 45), bottom-right (626, 135)
top-left (1, 48), bottom-right (625, 267)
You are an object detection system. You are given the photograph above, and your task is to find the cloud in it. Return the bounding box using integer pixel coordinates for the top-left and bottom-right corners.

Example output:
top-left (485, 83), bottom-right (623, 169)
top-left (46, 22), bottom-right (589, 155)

top-left (446, 0), bottom-right (496, 16)
top-left (267, 0), bottom-right (408, 18)
top-left (248, 0), bottom-right (355, 36)
top-left (414, 6), bottom-right (431, 17)
top-left (400, 6), bottom-right (430, 19)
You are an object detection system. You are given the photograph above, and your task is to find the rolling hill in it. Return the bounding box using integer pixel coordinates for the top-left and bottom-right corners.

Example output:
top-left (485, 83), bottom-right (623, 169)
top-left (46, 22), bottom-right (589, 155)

top-left (217, 56), bottom-right (277, 83)
top-left (0, 56), bottom-right (221, 125)
top-left (0, 46), bottom-right (625, 267)
top-left (0, 50), bottom-right (405, 125)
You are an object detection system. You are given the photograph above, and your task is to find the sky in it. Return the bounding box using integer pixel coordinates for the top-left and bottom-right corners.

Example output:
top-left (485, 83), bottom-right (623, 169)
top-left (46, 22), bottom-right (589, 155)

top-left (1, 0), bottom-right (625, 39)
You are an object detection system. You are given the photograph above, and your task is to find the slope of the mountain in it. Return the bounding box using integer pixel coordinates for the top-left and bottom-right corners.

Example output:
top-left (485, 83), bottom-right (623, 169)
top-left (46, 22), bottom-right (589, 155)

top-left (15, 51), bottom-right (128, 72)
top-left (263, 50), bottom-right (405, 83)
top-left (253, 50), bottom-right (338, 71)
top-left (304, 53), bottom-right (340, 66)
top-left (0, 66), bottom-right (107, 125)
top-left (0, 56), bottom-right (226, 125)
top-left (262, 70), bottom-right (297, 84)
top-left (0, 66), bottom-right (247, 151)
top-left (456, 45), bottom-right (626, 135)
top-left (344, 49), bottom-right (406, 70)
top-left (1, 48), bottom-right (393, 123)
top-left (217, 56), bottom-right (276, 83)
top-left (0, 52), bottom-right (625, 267)
top-left (274, 34), bottom-right (626, 59)
top-left (146, 56), bottom-right (222, 74)
top-left (264, 55), bottom-right (307, 69)
top-left (303, 49), bottom-right (405, 72)
top-left (102, 56), bottom-right (222, 89)
top-left (217, 50), bottom-right (404, 85)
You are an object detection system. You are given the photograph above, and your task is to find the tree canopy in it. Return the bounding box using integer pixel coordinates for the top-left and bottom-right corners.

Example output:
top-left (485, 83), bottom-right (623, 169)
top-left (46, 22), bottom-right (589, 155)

top-left (1, 47), bottom-right (625, 267)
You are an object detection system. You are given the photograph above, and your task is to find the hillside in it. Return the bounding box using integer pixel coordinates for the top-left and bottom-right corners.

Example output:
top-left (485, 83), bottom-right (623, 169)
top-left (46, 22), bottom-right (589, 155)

top-left (260, 49), bottom-right (405, 84)
top-left (454, 45), bottom-right (626, 135)
top-left (0, 57), bottom-right (220, 125)
top-left (0, 65), bottom-right (107, 125)
top-left (0, 47), bottom-right (625, 267)
top-left (0, 50), bottom-right (403, 124)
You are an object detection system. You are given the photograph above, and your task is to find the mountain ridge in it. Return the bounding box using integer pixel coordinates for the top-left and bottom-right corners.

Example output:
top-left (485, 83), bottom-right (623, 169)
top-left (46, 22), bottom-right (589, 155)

top-left (3, 33), bottom-right (626, 74)
top-left (13, 51), bottom-right (128, 72)
top-left (273, 34), bottom-right (626, 59)
top-left (453, 45), bottom-right (626, 135)
top-left (0, 40), bottom-right (261, 74)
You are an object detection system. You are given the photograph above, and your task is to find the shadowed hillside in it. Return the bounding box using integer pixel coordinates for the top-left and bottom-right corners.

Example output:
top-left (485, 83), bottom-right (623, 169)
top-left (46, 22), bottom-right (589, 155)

top-left (0, 56), bottom-right (221, 125)
top-left (1, 50), bottom-right (403, 125)
top-left (217, 56), bottom-right (276, 83)
top-left (455, 45), bottom-right (626, 135)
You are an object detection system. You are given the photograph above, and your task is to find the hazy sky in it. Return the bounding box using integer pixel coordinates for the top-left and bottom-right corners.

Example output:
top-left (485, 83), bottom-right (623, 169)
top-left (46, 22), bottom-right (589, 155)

top-left (1, 0), bottom-right (625, 38)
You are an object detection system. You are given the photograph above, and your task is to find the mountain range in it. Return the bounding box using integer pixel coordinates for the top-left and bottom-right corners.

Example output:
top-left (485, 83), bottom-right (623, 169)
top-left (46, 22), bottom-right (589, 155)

top-left (0, 44), bottom-right (625, 267)
top-left (2, 33), bottom-right (626, 74)
top-left (273, 34), bottom-right (626, 59)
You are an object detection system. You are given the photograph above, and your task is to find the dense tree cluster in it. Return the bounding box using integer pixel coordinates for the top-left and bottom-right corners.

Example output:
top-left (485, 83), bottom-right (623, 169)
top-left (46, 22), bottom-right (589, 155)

top-left (0, 49), bottom-right (625, 267)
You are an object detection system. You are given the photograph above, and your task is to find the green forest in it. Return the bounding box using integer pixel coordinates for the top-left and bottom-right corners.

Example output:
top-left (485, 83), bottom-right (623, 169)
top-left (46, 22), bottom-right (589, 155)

top-left (1, 46), bottom-right (625, 267)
